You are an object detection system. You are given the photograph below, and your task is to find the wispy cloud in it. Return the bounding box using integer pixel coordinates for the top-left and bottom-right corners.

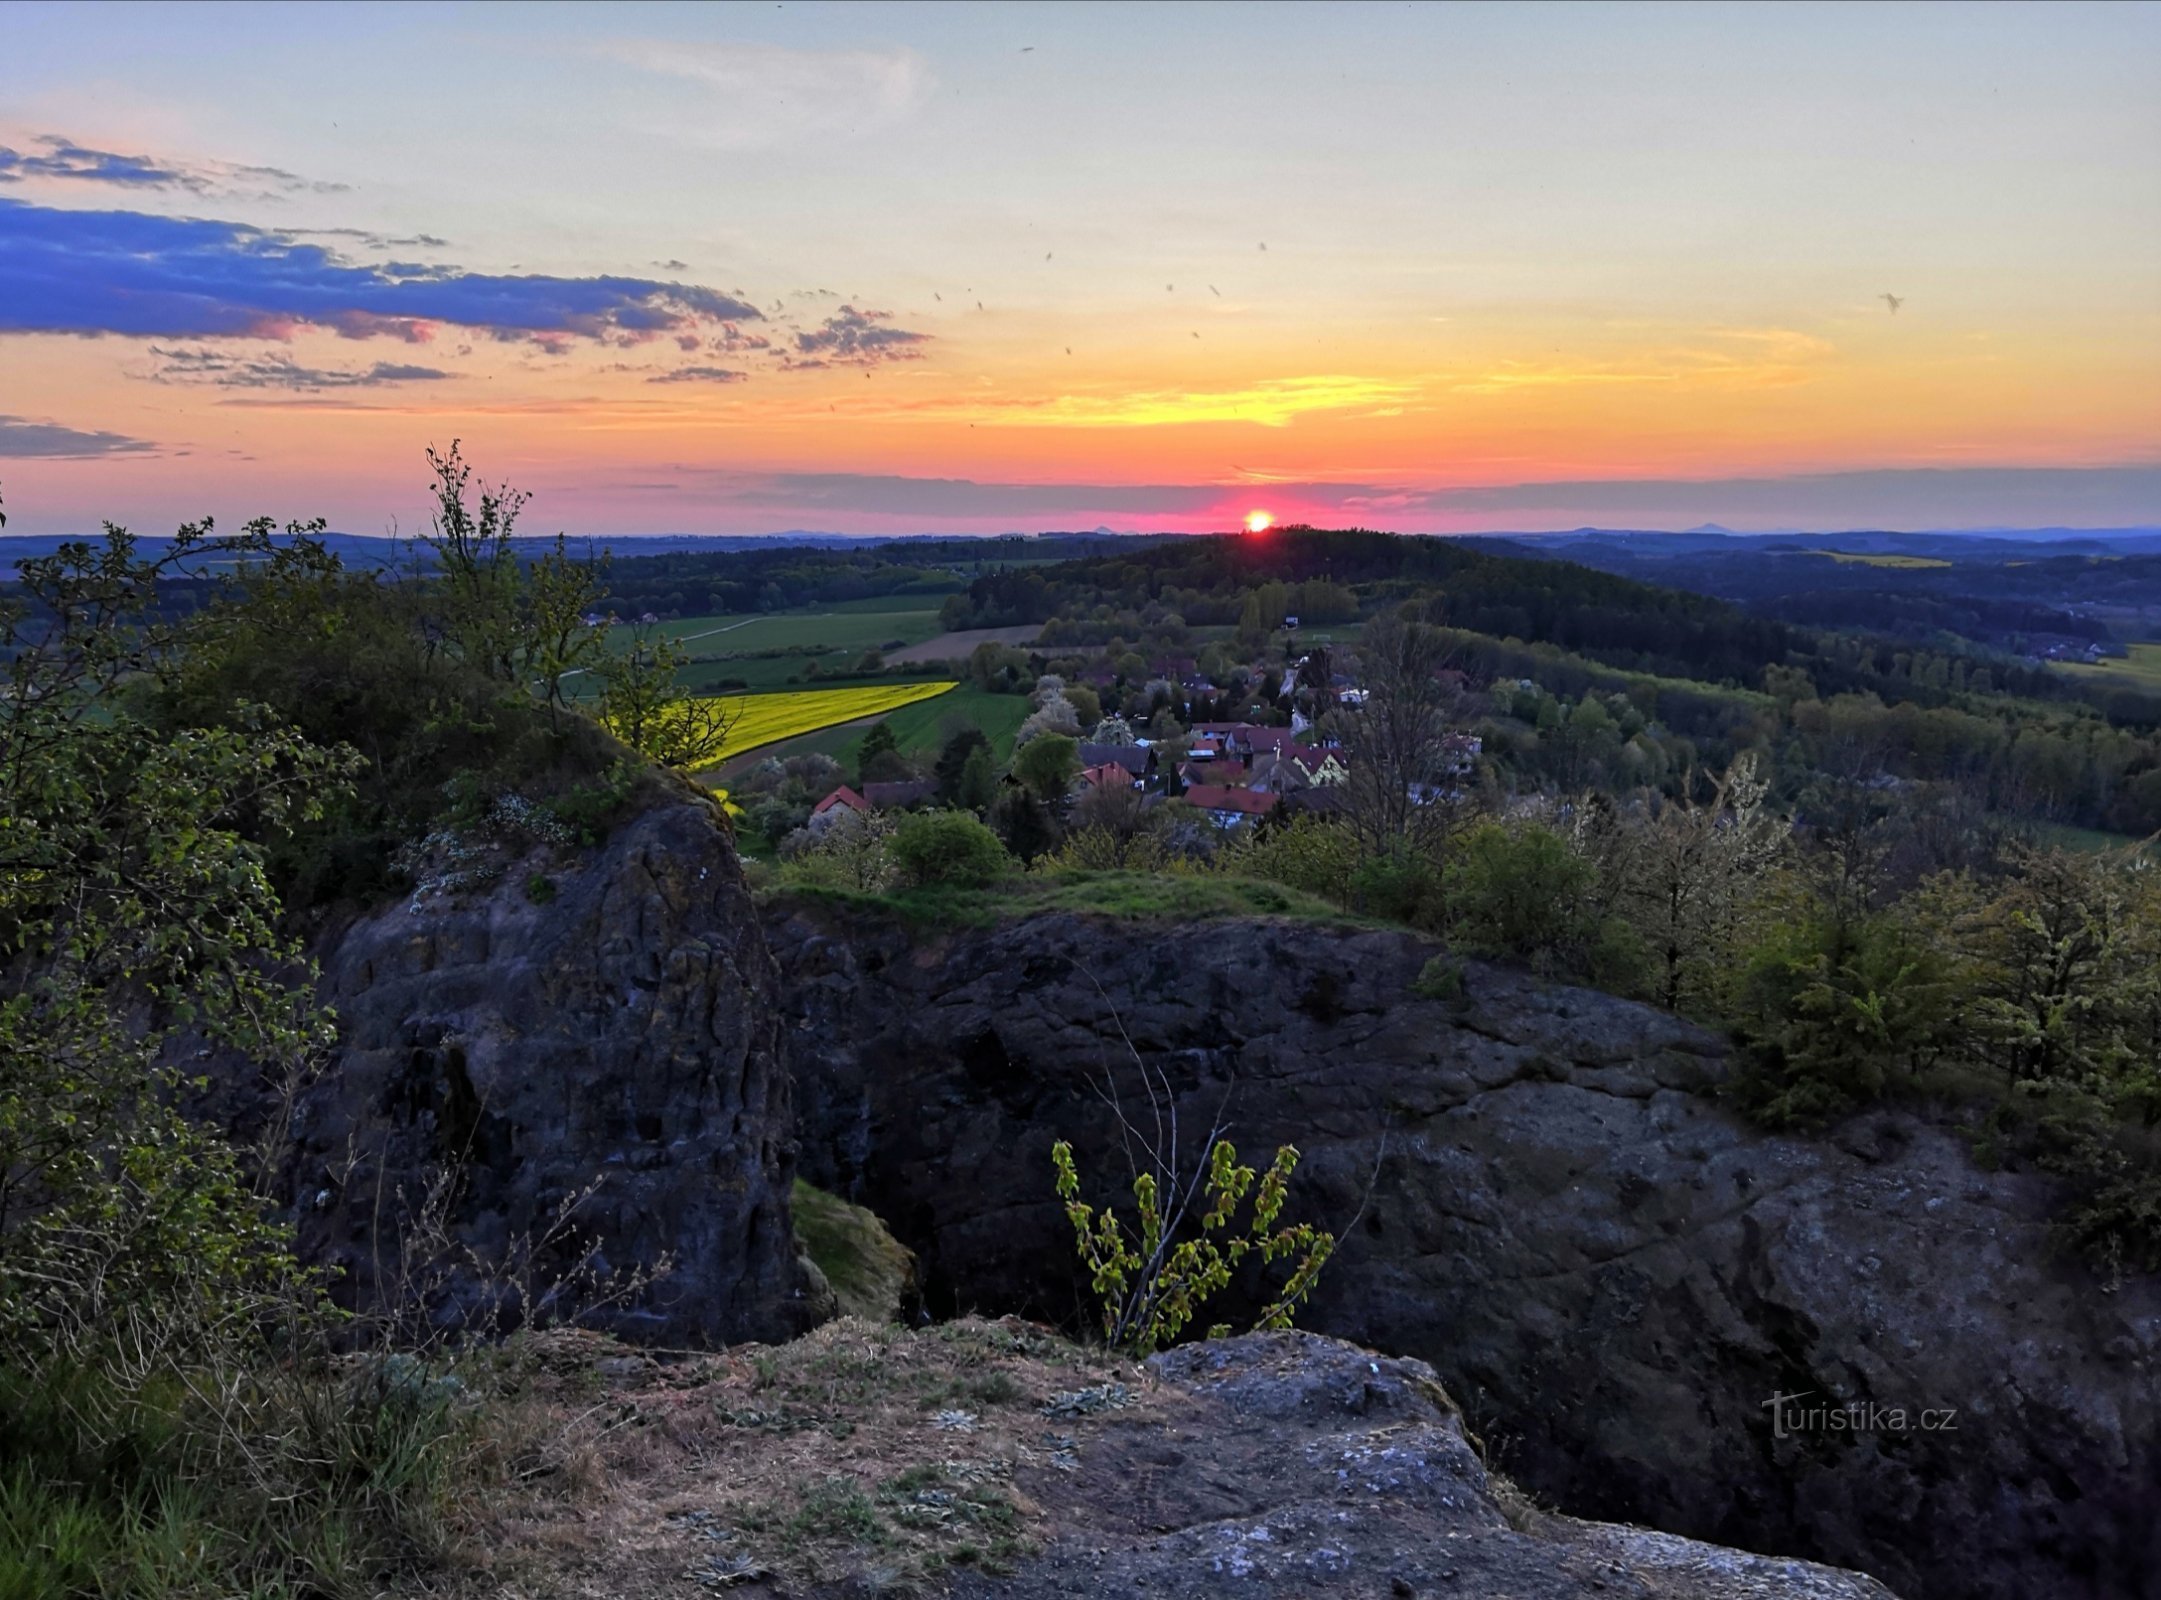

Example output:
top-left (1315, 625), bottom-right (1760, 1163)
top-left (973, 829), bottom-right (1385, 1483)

top-left (786, 304), bottom-right (931, 368)
top-left (600, 40), bottom-right (930, 150)
top-left (945, 375), bottom-right (1422, 429)
top-left (0, 413), bottom-right (155, 457)
top-left (1453, 329), bottom-right (1837, 394)
top-left (0, 134), bottom-right (344, 195)
top-left (647, 364), bottom-right (748, 385)
top-left (146, 345), bottom-right (451, 390)
top-left (0, 199), bottom-right (764, 343)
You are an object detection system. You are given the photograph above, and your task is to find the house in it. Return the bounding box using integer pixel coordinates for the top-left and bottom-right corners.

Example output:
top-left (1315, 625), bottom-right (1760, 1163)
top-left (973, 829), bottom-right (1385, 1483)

top-left (863, 779), bottom-right (936, 810)
top-left (1077, 743), bottom-right (1156, 782)
top-left (1181, 783), bottom-right (1278, 829)
top-left (1178, 758), bottom-right (1250, 787)
top-left (807, 785), bottom-right (872, 836)
top-left (1440, 732), bottom-right (1483, 777)
top-left (811, 785), bottom-right (871, 819)
top-left (1080, 762), bottom-right (1134, 791)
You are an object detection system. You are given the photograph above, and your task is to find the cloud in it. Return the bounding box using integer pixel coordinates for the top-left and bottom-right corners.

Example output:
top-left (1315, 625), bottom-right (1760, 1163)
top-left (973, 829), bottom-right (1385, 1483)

top-left (0, 413), bottom-right (155, 457)
top-left (1393, 465), bottom-right (2161, 528)
top-left (601, 40), bottom-right (929, 150)
top-left (654, 463), bottom-right (2161, 531)
top-left (0, 199), bottom-right (764, 342)
top-left (145, 345), bottom-right (452, 390)
top-left (0, 134), bottom-right (343, 195)
top-left (787, 305), bottom-right (931, 367)
top-left (692, 471), bottom-right (1230, 518)
top-left (648, 365), bottom-right (748, 385)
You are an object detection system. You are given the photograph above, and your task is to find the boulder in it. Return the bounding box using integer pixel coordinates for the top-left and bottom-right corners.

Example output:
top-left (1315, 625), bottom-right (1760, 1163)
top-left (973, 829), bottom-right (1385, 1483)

top-left (766, 900), bottom-right (2161, 1600)
top-left (265, 802), bottom-right (817, 1345)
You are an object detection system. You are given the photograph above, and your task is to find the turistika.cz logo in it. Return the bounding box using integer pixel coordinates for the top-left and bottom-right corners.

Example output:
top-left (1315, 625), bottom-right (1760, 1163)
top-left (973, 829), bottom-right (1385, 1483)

top-left (1762, 1391), bottom-right (1959, 1441)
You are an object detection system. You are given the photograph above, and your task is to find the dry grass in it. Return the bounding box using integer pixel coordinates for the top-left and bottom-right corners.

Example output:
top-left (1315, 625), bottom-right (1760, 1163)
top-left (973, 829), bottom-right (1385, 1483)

top-left (426, 1317), bottom-right (1158, 1598)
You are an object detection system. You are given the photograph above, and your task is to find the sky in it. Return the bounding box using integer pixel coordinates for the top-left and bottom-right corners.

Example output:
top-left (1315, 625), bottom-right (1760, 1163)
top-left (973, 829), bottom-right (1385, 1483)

top-left (1, 0), bottom-right (2157, 537)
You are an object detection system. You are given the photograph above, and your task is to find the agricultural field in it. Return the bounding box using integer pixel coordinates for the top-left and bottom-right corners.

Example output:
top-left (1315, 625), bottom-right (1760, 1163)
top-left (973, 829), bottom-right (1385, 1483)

top-left (692, 681), bottom-right (957, 770)
top-left (703, 685), bottom-right (1030, 781)
top-left (645, 604), bottom-right (945, 653)
top-left (831, 686), bottom-right (1031, 766)
top-left (2052, 641), bottom-right (2161, 694)
top-left (1808, 550), bottom-right (1954, 570)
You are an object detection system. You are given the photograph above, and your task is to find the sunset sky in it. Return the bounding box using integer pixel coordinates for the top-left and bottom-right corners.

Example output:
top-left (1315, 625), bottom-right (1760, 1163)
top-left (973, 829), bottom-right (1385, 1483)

top-left (2, 1), bottom-right (2157, 537)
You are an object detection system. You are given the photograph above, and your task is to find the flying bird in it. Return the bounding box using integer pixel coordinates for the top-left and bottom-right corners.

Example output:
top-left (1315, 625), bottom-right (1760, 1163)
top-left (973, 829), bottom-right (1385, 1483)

top-left (1258, 242), bottom-right (1267, 251)
top-left (977, 301), bottom-right (985, 310)
top-left (1065, 347), bottom-right (1072, 355)
top-left (1045, 251), bottom-right (1052, 260)
top-left (1020, 45), bottom-right (1034, 52)
top-left (1209, 285), bottom-right (1221, 297)
top-left (1191, 331), bottom-right (1200, 339)
top-left (934, 292), bottom-right (942, 301)
top-left (1881, 293), bottom-right (1904, 314)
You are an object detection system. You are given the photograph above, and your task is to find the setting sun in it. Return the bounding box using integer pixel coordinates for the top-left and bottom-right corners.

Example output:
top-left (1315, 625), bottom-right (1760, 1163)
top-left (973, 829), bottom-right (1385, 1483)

top-left (1244, 510), bottom-right (1274, 534)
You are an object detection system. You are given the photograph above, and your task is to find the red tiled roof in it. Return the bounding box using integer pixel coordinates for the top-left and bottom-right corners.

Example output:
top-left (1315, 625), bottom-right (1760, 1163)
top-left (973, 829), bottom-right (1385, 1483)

top-left (1081, 763), bottom-right (1130, 789)
top-left (812, 785), bottom-right (871, 815)
top-left (1182, 783), bottom-right (1277, 816)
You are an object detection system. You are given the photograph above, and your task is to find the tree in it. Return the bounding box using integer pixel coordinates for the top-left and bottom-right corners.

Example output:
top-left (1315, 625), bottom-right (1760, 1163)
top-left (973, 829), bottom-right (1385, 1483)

top-left (1593, 755), bottom-right (1786, 1013)
top-left (857, 720), bottom-right (906, 786)
top-left (419, 439), bottom-right (527, 679)
top-left (1337, 608), bottom-right (1469, 861)
top-left (934, 726), bottom-right (992, 802)
top-left (593, 620), bottom-right (735, 770)
top-left (1, 522), bottom-right (353, 1369)
top-left (990, 787), bottom-right (1059, 864)
top-left (1013, 732), bottom-right (1081, 805)
top-left (525, 534), bottom-right (610, 717)
top-left (956, 745), bottom-right (999, 812)
top-left (888, 810), bottom-right (1011, 887)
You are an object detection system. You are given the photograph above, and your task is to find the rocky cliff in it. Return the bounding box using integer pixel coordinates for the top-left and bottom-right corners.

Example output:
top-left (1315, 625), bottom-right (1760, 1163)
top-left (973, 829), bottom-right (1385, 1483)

top-left (253, 801), bottom-right (818, 1345)
top-left (766, 899), bottom-right (2161, 1600)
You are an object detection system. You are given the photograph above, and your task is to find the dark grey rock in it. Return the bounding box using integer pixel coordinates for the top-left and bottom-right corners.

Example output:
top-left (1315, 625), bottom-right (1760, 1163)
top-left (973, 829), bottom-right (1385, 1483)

top-left (765, 900), bottom-right (2161, 1600)
top-left (260, 802), bottom-right (817, 1345)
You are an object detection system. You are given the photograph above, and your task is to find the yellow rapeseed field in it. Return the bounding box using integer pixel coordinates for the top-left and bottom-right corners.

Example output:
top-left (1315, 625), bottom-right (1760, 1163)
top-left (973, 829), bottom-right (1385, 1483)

top-left (691, 681), bottom-right (957, 769)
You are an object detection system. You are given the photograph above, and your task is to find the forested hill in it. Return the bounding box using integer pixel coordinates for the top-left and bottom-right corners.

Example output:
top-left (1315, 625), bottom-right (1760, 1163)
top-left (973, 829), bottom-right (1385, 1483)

top-left (938, 526), bottom-right (2098, 707)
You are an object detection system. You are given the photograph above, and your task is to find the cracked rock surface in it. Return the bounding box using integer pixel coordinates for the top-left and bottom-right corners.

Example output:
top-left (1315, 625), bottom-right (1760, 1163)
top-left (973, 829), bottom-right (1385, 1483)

top-left (945, 1331), bottom-right (1895, 1600)
top-left (766, 901), bottom-right (2161, 1600)
top-left (227, 802), bottom-right (821, 1345)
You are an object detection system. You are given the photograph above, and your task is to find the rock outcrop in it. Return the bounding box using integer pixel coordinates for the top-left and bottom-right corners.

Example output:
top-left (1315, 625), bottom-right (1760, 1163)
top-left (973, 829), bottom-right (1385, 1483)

top-left (970, 1331), bottom-right (1897, 1600)
top-left (766, 900), bottom-right (2161, 1600)
top-left (260, 802), bottom-right (817, 1345)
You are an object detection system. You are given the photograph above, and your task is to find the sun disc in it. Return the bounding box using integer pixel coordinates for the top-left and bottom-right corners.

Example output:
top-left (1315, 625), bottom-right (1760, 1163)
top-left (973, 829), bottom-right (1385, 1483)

top-left (1244, 509), bottom-right (1274, 534)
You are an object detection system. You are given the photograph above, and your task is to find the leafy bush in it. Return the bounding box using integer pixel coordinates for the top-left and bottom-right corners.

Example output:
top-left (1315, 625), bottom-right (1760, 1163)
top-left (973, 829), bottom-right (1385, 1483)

top-left (1052, 1138), bottom-right (1334, 1357)
top-left (889, 810), bottom-right (1011, 888)
top-left (1445, 822), bottom-right (1641, 986)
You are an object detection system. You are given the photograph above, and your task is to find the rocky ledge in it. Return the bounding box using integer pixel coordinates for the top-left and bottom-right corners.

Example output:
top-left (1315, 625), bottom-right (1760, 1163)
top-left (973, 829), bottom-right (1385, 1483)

top-left (229, 801), bottom-right (820, 1345)
top-left (766, 900), bottom-right (2161, 1600)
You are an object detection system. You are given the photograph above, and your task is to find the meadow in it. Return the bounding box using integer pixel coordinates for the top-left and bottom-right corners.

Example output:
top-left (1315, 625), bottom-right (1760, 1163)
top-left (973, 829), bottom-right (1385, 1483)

top-left (648, 604), bottom-right (945, 653)
top-left (2052, 641), bottom-right (2161, 694)
top-left (1809, 550), bottom-right (1954, 570)
top-left (692, 681), bottom-right (958, 770)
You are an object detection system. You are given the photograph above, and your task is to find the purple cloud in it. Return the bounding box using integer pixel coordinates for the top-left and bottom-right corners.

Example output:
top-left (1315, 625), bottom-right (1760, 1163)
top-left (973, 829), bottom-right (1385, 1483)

top-left (0, 199), bottom-right (763, 343)
top-left (789, 304), bottom-right (930, 366)
top-left (0, 413), bottom-right (155, 457)
top-left (649, 365), bottom-right (749, 384)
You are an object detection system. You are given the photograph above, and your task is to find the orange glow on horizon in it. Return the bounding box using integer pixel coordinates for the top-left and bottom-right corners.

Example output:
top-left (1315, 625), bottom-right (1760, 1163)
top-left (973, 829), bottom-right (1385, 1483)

top-left (1244, 509), bottom-right (1274, 534)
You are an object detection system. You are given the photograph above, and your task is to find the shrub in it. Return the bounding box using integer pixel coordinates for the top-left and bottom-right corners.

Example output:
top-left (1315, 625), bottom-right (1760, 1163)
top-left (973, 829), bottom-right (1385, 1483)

top-left (889, 810), bottom-right (1011, 888)
top-left (1412, 955), bottom-right (1467, 1002)
top-left (1052, 1138), bottom-right (1335, 1357)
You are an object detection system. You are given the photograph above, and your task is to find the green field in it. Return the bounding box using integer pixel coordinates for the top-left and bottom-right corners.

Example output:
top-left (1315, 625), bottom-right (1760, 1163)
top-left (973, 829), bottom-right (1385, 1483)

top-left (2052, 642), bottom-right (2161, 694)
top-left (691, 682), bottom-right (958, 770)
top-left (706, 685), bottom-right (1030, 780)
top-left (653, 605), bottom-right (944, 652)
top-left (1810, 550), bottom-right (1954, 570)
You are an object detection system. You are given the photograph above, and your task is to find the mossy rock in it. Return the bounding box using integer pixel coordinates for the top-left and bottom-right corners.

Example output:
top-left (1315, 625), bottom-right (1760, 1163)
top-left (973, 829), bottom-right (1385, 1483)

top-left (793, 1180), bottom-right (919, 1324)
